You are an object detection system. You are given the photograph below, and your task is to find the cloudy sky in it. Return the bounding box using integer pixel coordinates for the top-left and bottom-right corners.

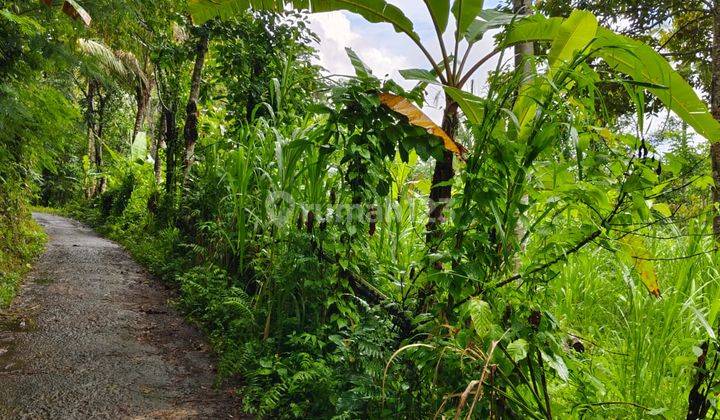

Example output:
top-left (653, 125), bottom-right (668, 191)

top-left (307, 1), bottom-right (502, 123)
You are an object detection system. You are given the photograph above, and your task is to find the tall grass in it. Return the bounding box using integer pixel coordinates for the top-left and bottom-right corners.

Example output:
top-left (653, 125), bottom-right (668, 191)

top-left (546, 222), bottom-right (720, 418)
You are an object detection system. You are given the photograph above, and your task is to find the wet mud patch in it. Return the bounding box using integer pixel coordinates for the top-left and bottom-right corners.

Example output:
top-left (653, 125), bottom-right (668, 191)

top-left (0, 312), bottom-right (37, 332)
top-left (32, 277), bottom-right (54, 285)
top-left (0, 313), bottom-right (33, 374)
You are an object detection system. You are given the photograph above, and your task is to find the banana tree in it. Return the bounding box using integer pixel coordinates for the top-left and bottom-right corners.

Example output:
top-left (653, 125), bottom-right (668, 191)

top-left (187, 0), bottom-right (529, 239)
top-left (76, 39), bottom-right (152, 195)
top-left (186, 0), bottom-right (720, 237)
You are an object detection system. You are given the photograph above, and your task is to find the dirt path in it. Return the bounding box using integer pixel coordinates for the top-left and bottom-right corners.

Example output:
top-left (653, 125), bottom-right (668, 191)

top-left (0, 213), bottom-right (242, 419)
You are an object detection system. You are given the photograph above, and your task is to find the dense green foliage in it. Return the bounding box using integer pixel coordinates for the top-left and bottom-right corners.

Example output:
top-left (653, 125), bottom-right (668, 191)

top-left (0, 0), bottom-right (85, 304)
top-left (4, 0), bottom-right (720, 418)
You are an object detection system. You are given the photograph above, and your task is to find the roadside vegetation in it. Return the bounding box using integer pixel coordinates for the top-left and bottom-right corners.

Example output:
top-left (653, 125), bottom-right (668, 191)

top-left (0, 196), bottom-right (45, 306)
top-left (4, 0), bottom-right (720, 417)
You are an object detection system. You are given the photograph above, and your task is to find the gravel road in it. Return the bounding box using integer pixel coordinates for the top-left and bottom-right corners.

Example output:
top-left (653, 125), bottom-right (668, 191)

top-left (0, 213), bottom-right (242, 419)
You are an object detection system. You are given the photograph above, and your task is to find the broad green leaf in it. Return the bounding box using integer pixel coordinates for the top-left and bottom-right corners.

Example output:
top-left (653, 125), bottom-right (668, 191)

top-left (423, 0), bottom-right (451, 34)
top-left (188, 0), bottom-right (285, 24)
top-left (647, 408), bottom-right (668, 417)
top-left (547, 10), bottom-right (597, 69)
top-left (502, 14), bottom-right (563, 47)
top-left (502, 13), bottom-right (720, 143)
top-left (480, 9), bottom-right (514, 22)
top-left (189, 0), bottom-right (420, 41)
top-left (452, 0), bottom-right (484, 39)
top-left (507, 338), bottom-right (528, 362)
top-left (542, 352), bottom-right (569, 381)
top-left (465, 9), bottom-right (515, 42)
top-left (399, 68), bottom-right (439, 84)
top-left (467, 298), bottom-right (493, 339)
top-left (444, 86), bottom-right (484, 124)
top-left (511, 76), bottom-right (545, 138)
top-left (592, 28), bottom-right (720, 142)
top-left (652, 202), bottom-right (672, 218)
top-left (512, 11), bottom-right (596, 138)
top-left (302, 0), bottom-right (420, 41)
top-left (694, 175), bottom-right (715, 189)
top-left (345, 47), bottom-right (371, 78)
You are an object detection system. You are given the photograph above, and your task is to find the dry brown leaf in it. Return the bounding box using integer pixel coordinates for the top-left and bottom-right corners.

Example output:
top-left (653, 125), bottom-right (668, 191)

top-left (379, 92), bottom-right (467, 161)
top-left (62, 0), bottom-right (91, 27)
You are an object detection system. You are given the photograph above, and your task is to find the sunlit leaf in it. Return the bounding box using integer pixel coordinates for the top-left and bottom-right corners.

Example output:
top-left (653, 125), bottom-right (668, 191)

top-left (547, 10), bottom-right (597, 69)
top-left (510, 11), bottom-right (597, 140)
top-left (188, 0), bottom-right (285, 24)
top-left (467, 298), bottom-right (493, 338)
top-left (652, 202), bottom-right (672, 218)
top-left (688, 305), bottom-right (717, 340)
top-left (593, 28), bottom-right (720, 142)
top-left (130, 132), bottom-right (147, 161)
top-left (542, 351), bottom-right (569, 381)
top-left (507, 338), bottom-right (528, 362)
top-left (618, 236), bottom-right (661, 297)
top-left (502, 14), bottom-right (563, 47)
top-left (647, 408), bottom-right (668, 417)
top-left (502, 13), bottom-right (720, 143)
top-left (399, 68), bottom-right (439, 85)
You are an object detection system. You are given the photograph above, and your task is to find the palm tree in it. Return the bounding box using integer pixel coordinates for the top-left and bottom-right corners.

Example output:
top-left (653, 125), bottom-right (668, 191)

top-left (76, 39), bottom-right (152, 195)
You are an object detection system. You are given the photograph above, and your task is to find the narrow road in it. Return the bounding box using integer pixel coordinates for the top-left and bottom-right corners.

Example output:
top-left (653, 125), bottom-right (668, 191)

top-left (0, 213), bottom-right (241, 419)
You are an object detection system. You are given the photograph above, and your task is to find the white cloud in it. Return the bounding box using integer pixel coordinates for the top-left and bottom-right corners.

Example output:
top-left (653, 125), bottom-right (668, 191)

top-left (309, 12), bottom-right (412, 82)
top-left (308, 12), bottom-right (357, 76)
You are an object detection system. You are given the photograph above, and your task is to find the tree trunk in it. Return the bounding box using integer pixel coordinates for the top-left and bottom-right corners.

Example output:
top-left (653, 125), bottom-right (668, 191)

top-left (425, 99), bottom-right (459, 243)
top-left (152, 107), bottom-right (165, 184)
top-left (513, 0), bottom-right (534, 76)
top-left (164, 106), bottom-right (178, 197)
top-left (685, 5), bottom-right (720, 419)
top-left (131, 84), bottom-right (151, 148)
top-left (513, 0), bottom-right (533, 269)
top-left (95, 90), bottom-right (109, 194)
top-left (85, 79), bottom-right (97, 198)
top-left (182, 31), bottom-right (210, 188)
top-left (711, 0), bottom-right (720, 242)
